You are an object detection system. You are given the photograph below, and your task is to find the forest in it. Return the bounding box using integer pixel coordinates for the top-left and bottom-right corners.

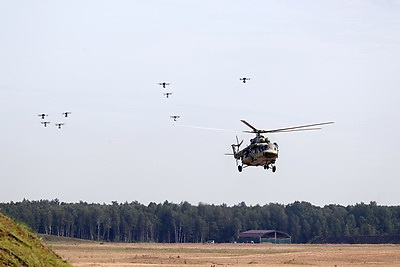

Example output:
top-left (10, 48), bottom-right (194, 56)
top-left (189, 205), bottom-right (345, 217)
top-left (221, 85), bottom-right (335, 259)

top-left (0, 199), bottom-right (399, 243)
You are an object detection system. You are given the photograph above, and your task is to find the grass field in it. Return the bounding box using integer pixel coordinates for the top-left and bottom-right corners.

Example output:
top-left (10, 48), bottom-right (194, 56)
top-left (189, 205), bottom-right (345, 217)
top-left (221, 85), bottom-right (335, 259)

top-left (46, 240), bottom-right (400, 267)
top-left (0, 214), bottom-right (70, 267)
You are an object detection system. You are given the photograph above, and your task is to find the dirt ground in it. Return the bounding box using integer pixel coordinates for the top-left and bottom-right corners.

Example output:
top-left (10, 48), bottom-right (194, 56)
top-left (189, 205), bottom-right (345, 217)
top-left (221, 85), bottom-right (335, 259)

top-left (48, 242), bottom-right (400, 267)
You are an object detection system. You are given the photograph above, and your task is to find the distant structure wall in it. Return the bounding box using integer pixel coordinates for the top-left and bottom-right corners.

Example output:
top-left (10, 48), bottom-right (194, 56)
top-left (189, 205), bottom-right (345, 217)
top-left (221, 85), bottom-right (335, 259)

top-left (238, 230), bottom-right (291, 244)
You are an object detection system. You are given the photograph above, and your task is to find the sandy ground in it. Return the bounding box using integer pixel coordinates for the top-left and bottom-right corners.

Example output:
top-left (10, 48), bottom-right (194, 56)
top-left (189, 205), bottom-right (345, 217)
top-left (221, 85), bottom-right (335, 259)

top-left (48, 242), bottom-right (400, 267)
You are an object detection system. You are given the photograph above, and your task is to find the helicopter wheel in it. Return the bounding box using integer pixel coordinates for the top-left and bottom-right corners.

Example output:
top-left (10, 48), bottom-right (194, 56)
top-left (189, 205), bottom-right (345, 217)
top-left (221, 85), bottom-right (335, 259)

top-left (264, 165), bottom-right (269, 170)
top-left (238, 165), bottom-right (243, 172)
top-left (272, 165), bottom-right (277, 173)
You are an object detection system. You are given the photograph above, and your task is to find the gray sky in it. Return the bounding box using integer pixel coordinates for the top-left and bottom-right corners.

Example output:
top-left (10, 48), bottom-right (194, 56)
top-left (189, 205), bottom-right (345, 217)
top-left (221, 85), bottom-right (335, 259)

top-left (1, 0), bottom-right (400, 207)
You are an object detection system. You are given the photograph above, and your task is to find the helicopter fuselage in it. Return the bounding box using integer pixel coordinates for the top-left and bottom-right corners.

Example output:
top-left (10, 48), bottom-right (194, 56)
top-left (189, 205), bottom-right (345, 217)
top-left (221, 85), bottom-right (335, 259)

top-left (233, 134), bottom-right (279, 170)
top-left (238, 143), bottom-right (278, 166)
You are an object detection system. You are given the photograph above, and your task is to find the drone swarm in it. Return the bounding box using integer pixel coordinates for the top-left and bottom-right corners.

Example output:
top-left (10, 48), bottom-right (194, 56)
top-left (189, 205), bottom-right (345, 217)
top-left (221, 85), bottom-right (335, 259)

top-left (160, 76), bottom-right (253, 122)
top-left (38, 112), bottom-right (71, 129)
top-left (157, 81), bottom-right (181, 121)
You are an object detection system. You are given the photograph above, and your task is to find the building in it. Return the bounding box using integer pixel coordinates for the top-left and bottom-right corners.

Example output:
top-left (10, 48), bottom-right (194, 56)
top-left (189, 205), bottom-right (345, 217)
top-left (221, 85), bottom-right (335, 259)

top-left (238, 230), bottom-right (291, 244)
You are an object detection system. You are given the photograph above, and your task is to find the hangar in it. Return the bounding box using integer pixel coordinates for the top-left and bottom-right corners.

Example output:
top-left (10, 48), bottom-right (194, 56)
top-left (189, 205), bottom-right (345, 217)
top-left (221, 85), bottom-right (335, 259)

top-left (238, 230), bottom-right (291, 244)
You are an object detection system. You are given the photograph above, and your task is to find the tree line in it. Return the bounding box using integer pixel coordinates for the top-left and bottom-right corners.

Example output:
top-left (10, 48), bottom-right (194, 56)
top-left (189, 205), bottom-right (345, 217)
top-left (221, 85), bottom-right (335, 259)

top-left (0, 199), bottom-right (399, 243)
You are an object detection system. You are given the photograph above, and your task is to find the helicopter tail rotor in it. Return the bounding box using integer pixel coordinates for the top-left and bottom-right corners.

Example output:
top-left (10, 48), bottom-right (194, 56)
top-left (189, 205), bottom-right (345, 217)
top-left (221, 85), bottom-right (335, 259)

top-left (225, 135), bottom-right (243, 166)
top-left (231, 135), bottom-right (243, 153)
top-left (231, 136), bottom-right (243, 166)
top-left (236, 135), bottom-right (243, 149)
top-left (229, 144), bottom-right (240, 167)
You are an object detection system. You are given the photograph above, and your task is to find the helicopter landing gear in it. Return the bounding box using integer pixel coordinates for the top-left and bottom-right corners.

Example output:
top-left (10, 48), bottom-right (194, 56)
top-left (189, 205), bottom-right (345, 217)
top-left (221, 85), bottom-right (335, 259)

top-left (264, 164), bottom-right (276, 173)
top-left (238, 165), bottom-right (243, 172)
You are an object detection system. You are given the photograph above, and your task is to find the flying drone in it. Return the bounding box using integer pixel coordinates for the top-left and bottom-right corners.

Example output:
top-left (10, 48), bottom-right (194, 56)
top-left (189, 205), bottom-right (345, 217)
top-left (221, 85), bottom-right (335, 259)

top-left (55, 123), bottom-right (65, 129)
top-left (164, 92), bottom-right (173, 98)
top-left (240, 77), bottom-right (251, 83)
top-left (62, 111), bottom-right (71, 117)
top-left (41, 121), bottom-right (51, 127)
top-left (170, 115), bottom-right (180, 121)
top-left (158, 82), bottom-right (170, 88)
top-left (38, 113), bottom-right (48, 119)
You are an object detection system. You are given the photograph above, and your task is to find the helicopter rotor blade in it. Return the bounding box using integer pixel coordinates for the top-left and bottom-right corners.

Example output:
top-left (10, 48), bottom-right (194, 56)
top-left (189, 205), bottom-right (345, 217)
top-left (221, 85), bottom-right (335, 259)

top-left (262, 121), bottom-right (334, 133)
top-left (243, 127), bottom-right (325, 134)
top-left (269, 127), bottom-right (323, 133)
top-left (240, 120), bottom-right (259, 133)
top-left (241, 121), bottom-right (334, 134)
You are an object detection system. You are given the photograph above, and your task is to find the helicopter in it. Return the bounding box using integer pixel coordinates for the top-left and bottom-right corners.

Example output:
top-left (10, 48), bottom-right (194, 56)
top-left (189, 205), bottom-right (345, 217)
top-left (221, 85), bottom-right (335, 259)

top-left (240, 77), bottom-right (251, 83)
top-left (228, 120), bottom-right (334, 172)
top-left (158, 82), bottom-right (170, 88)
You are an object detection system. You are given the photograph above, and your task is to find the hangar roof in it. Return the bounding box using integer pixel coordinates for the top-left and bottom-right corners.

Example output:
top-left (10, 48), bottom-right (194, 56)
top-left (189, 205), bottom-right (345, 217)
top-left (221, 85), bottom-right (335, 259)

top-left (238, 230), bottom-right (291, 239)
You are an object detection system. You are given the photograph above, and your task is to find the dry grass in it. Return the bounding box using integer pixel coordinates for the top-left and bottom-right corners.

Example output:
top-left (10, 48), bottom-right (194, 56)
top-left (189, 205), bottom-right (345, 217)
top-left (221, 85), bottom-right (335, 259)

top-left (47, 241), bottom-right (400, 267)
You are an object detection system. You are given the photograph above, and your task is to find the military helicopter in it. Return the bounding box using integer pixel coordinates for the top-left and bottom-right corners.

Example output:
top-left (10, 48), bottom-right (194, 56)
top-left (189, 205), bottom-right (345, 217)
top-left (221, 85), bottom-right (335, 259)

top-left (229, 120), bottom-right (334, 172)
top-left (41, 121), bottom-right (51, 127)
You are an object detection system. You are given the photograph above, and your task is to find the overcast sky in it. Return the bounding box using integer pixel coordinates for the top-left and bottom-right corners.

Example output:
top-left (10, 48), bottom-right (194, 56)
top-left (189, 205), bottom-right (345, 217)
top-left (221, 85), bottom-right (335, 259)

top-left (1, 0), bottom-right (400, 207)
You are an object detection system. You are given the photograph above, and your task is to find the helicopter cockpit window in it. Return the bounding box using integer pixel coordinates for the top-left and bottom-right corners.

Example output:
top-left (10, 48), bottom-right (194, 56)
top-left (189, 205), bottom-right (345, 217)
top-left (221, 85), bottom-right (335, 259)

top-left (272, 143), bottom-right (279, 151)
top-left (266, 144), bottom-right (278, 151)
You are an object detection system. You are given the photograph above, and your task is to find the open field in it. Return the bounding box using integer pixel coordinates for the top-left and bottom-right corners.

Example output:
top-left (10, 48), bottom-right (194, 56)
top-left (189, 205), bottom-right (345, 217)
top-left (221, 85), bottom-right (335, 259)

top-left (46, 240), bottom-right (400, 267)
